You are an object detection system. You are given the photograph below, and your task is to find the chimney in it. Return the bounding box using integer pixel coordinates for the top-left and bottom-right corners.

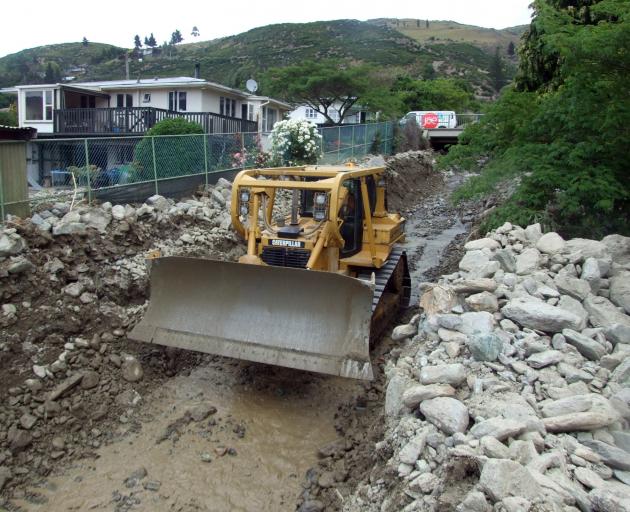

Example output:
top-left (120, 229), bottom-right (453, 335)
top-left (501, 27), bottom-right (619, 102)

top-left (194, 63), bottom-right (200, 79)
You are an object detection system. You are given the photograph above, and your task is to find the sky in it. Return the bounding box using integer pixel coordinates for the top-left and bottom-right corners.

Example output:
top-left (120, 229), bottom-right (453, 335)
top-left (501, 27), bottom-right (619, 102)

top-left (0, 0), bottom-right (533, 58)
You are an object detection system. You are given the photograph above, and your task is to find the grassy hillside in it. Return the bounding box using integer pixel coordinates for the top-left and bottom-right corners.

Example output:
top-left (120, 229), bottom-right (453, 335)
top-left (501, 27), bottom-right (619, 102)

top-left (369, 19), bottom-right (527, 54)
top-left (0, 19), bottom-right (516, 98)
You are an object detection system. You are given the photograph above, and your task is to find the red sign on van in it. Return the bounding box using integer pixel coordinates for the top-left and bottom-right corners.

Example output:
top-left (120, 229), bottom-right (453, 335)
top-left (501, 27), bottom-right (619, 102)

top-left (422, 112), bottom-right (439, 129)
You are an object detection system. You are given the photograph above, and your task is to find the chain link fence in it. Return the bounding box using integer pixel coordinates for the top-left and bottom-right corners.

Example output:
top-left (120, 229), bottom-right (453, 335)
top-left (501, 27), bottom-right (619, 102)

top-left (1, 121), bottom-right (394, 221)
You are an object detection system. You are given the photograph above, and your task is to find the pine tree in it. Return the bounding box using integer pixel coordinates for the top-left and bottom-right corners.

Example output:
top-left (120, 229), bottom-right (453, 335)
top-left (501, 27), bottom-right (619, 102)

top-left (134, 35), bottom-right (142, 49)
top-left (191, 26), bottom-right (200, 37)
top-left (82, 37), bottom-right (89, 46)
top-left (489, 47), bottom-right (506, 92)
top-left (147, 33), bottom-right (157, 48)
top-left (426, 20), bottom-right (429, 29)
top-left (170, 29), bottom-right (183, 45)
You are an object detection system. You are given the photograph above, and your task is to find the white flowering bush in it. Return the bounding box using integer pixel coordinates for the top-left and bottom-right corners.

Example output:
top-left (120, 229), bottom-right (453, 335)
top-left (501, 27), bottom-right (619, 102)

top-left (270, 119), bottom-right (322, 166)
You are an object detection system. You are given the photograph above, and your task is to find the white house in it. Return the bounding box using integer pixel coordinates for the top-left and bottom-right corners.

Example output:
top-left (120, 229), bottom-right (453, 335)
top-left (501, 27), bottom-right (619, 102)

top-left (288, 102), bottom-right (374, 125)
top-left (0, 76), bottom-right (290, 136)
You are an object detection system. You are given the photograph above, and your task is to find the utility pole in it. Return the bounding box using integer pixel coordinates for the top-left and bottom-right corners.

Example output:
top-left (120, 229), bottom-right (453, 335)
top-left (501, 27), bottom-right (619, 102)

top-left (125, 53), bottom-right (130, 80)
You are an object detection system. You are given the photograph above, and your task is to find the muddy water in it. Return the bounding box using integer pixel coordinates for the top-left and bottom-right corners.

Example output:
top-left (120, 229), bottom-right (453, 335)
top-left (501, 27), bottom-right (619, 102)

top-left (21, 360), bottom-right (360, 511)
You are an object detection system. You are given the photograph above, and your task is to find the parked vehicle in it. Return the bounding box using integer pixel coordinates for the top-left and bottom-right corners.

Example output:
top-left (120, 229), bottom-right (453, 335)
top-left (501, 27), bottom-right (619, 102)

top-left (400, 111), bottom-right (457, 129)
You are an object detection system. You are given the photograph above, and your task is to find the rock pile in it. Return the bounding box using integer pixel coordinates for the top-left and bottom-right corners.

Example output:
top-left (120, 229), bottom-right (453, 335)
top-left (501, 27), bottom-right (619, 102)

top-left (0, 178), bottom-right (245, 496)
top-left (348, 224), bottom-right (630, 511)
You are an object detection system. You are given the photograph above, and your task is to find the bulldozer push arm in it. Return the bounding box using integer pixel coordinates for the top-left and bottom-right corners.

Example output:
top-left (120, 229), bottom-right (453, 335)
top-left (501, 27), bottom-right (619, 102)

top-left (130, 166), bottom-right (409, 380)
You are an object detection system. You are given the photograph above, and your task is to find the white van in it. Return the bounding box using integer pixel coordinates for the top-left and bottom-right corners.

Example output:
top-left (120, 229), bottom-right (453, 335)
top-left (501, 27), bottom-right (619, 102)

top-left (400, 111), bottom-right (457, 129)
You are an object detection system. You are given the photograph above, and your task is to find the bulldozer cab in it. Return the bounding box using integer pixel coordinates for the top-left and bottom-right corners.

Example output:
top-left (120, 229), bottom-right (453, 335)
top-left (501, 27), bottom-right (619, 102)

top-left (129, 166), bottom-right (407, 380)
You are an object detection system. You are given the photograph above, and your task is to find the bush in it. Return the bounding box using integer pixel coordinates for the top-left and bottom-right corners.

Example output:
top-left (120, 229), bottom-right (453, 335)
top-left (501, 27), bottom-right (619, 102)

top-left (133, 118), bottom-right (205, 180)
top-left (395, 119), bottom-right (429, 152)
top-left (270, 119), bottom-right (322, 166)
top-left (440, 0), bottom-right (630, 238)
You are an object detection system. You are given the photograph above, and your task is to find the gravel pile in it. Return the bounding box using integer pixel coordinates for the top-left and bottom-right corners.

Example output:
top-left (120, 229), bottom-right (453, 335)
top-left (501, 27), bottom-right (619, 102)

top-left (0, 178), bottom-right (244, 497)
top-left (345, 223), bottom-right (630, 512)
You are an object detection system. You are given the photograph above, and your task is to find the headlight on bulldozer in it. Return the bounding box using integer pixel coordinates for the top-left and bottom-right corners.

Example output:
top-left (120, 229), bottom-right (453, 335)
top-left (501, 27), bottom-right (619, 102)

top-left (239, 188), bottom-right (250, 217)
top-left (313, 192), bottom-right (328, 221)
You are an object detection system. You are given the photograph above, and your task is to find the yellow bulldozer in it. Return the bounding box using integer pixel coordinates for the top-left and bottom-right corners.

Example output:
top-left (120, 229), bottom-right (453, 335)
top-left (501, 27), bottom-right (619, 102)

top-left (130, 165), bottom-right (410, 380)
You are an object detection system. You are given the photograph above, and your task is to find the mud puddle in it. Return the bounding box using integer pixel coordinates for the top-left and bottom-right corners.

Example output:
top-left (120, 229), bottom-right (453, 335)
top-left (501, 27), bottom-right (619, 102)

top-left (18, 360), bottom-right (360, 512)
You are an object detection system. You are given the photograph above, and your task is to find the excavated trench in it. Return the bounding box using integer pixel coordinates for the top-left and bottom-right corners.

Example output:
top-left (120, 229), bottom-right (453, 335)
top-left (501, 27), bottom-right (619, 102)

top-left (9, 162), bottom-right (474, 512)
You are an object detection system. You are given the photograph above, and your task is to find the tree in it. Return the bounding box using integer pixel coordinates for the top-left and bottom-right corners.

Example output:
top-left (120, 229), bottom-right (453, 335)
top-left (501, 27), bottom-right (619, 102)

top-left (134, 35), bottom-right (142, 49)
top-left (146, 33), bottom-right (157, 48)
top-left (82, 37), bottom-right (89, 46)
top-left (191, 26), bottom-right (200, 37)
top-left (392, 77), bottom-right (475, 113)
top-left (170, 29), bottom-right (183, 45)
top-left (44, 62), bottom-right (62, 83)
top-left (507, 41), bottom-right (516, 56)
top-left (426, 20), bottom-right (430, 28)
top-left (489, 47), bottom-right (506, 92)
top-left (263, 61), bottom-right (373, 125)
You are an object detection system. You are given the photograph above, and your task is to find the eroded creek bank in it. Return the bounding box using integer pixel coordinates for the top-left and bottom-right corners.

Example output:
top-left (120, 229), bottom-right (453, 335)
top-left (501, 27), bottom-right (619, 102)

top-left (1, 151), bottom-right (479, 511)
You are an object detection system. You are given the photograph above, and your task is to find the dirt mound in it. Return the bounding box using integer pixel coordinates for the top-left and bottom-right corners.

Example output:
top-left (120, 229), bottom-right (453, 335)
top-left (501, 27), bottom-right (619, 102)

top-left (385, 151), bottom-right (444, 213)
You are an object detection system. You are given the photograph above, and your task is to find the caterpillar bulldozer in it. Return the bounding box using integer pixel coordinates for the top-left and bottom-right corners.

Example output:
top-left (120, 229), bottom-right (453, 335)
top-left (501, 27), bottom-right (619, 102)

top-left (129, 165), bottom-right (410, 380)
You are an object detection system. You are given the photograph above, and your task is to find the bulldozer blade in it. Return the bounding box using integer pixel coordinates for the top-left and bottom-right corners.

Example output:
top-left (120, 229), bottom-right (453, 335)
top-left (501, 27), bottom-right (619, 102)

top-left (129, 257), bottom-right (375, 380)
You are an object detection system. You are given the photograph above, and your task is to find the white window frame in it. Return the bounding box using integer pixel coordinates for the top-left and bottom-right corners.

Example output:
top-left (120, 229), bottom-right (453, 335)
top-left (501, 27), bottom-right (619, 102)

top-left (168, 91), bottom-right (187, 111)
top-left (142, 93), bottom-right (151, 103)
top-left (305, 107), bottom-right (317, 119)
top-left (25, 90), bottom-right (54, 122)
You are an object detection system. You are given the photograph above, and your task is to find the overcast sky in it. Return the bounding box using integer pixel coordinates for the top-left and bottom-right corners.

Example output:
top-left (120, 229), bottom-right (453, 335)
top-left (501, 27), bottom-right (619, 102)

top-left (0, 0), bottom-right (532, 58)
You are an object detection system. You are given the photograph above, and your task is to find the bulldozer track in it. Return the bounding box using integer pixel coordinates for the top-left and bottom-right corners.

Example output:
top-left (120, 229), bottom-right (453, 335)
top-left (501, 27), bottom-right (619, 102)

top-left (357, 247), bottom-right (411, 344)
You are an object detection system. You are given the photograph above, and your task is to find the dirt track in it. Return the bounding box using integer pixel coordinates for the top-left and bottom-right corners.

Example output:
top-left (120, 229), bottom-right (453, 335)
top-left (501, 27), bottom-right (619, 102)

top-left (0, 152), bottom-right (478, 511)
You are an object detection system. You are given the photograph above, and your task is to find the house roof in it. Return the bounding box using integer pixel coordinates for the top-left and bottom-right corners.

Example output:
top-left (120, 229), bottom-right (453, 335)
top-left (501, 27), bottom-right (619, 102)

top-left (0, 125), bottom-right (37, 140)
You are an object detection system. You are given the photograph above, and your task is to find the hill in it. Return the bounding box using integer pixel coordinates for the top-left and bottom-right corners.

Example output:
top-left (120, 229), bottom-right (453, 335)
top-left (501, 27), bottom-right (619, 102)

top-left (0, 19), bottom-right (519, 98)
top-left (368, 19), bottom-right (526, 53)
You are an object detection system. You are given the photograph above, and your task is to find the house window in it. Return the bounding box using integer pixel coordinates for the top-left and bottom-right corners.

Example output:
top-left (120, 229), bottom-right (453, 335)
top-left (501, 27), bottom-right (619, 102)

top-left (305, 107), bottom-right (317, 119)
top-left (247, 104), bottom-right (255, 121)
top-left (143, 93), bottom-right (151, 103)
top-left (117, 94), bottom-right (133, 108)
top-left (168, 91), bottom-right (187, 111)
top-left (220, 97), bottom-right (236, 117)
top-left (25, 90), bottom-right (53, 121)
top-left (262, 106), bottom-right (278, 131)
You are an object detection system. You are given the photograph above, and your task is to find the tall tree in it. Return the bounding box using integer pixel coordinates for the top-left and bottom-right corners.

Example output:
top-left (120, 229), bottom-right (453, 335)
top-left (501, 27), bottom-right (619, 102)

top-left (82, 37), bottom-right (89, 46)
top-left (146, 33), bottom-right (157, 48)
top-left (489, 47), bottom-right (506, 92)
top-left (170, 29), bottom-right (183, 45)
top-left (507, 41), bottom-right (516, 56)
top-left (134, 35), bottom-right (142, 49)
top-left (264, 61), bottom-right (373, 125)
top-left (44, 62), bottom-right (62, 83)
top-left (426, 20), bottom-right (430, 28)
top-left (191, 26), bottom-right (200, 37)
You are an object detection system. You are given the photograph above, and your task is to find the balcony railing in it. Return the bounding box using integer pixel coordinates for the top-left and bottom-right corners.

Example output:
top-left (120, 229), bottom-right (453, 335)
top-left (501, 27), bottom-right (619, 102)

top-left (53, 107), bottom-right (258, 135)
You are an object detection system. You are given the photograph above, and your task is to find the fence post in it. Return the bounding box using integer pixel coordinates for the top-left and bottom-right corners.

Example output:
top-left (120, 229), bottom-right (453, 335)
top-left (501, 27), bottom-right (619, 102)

top-left (351, 125), bottom-right (355, 159)
top-left (203, 134), bottom-right (209, 189)
top-left (364, 123), bottom-right (368, 153)
top-left (337, 126), bottom-right (341, 163)
top-left (241, 131), bottom-right (245, 168)
top-left (0, 152), bottom-right (5, 224)
top-left (151, 136), bottom-right (158, 195)
top-left (84, 139), bottom-right (92, 204)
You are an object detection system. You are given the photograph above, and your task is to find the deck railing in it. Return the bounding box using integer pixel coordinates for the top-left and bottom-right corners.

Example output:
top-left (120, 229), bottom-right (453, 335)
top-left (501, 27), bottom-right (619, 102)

top-left (53, 107), bottom-right (257, 135)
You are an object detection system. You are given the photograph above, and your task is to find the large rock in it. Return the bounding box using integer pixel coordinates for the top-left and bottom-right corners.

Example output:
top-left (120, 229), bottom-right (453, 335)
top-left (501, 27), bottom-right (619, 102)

top-left (502, 297), bottom-right (582, 333)
top-left (464, 238), bottom-right (500, 251)
top-left (398, 431), bottom-right (428, 465)
top-left (581, 440), bottom-right (630, 470)
top-left (385, 372), bottom-right (411, 417)
top-left (458, 311), bottom-right (496, 335)
top-left (402, 384), bottom-right (456, 408)
top-left (605, 324), bottom-right (630, 346)
top-left (453, 278), bottom-right (498, 294)
top-left (602, 234), bottom-right (630, 265)
top-left (470, 417), bottom-right (527, 441)
top-left (122, 356), bottom-right (144, 382)
top-left (589, 487), bottom-right (630, 512)
top-left (0, 233), bottom-right (25, 257)
top-left (611, 358), bottom-right (630, 385)
top-left (565, 238), bottom-right (610, 259)
top-left (419, 285), bottom-right (457, 316)
top-left (583, 295), bottom-right (630, 328)
top-left (557, 295), bottom-right (588, 330)
top-left (479, 459), bottom-right (542, 502)
top-left (536, 232), bottom-right (566, 254)
top-left (492, 249), bottom-right (516, 273)
top-left (541, 394), bottom-right (620, 432)
top-left (391, 323), bottom-right (417, 341)
top-left (554, 274), bottom-right (591, 301)
top-left (460, 250), bottom-right (491, 272)
top-left (526, 349), bottom-right (564, 368)
top-left (419, 397), bottom-right (469, 435)
top-left (467, 333), bottom-right (504, 362)
top-left (581, 258), bottom-right (602, 293)
top-left (465, 291), bottom-right (499, 313)
top-left (562, 329), bottom-right (607, 360)
top-left (82, 209), bottom-right (111, 232)
top-left (419, 363), bottom-right (467, 386)
top-left (516, 248), bottom-right (541, 275)
top-left (53, 222), bottom-right (87, 236)
top-left (610, 272), bottom-right (630, 314)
